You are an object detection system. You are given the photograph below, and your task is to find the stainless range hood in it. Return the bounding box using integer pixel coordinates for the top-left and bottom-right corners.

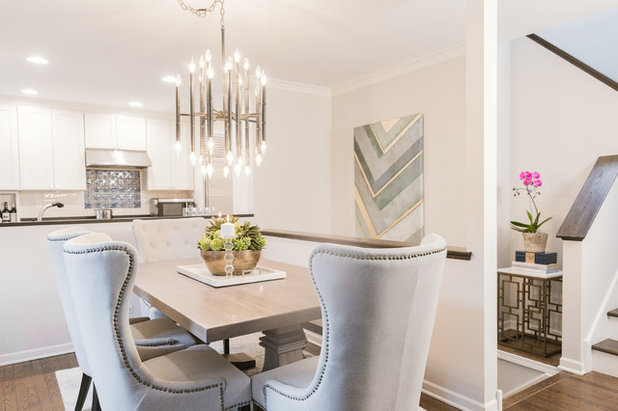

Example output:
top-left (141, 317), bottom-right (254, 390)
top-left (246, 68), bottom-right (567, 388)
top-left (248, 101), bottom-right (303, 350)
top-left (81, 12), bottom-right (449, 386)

top-left (86, 148), bottom-right (152, 168)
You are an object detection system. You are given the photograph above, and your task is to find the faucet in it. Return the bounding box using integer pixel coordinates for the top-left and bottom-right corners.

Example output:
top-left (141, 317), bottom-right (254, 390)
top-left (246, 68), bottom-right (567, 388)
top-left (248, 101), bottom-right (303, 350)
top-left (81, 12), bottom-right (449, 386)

top-left (38, 202), bottom-right (64, 221)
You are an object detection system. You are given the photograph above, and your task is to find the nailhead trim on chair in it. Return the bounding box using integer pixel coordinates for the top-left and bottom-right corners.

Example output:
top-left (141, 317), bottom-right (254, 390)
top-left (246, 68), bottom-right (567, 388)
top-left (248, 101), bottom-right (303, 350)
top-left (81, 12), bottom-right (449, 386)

top-left (65, 245), bottom-right (225, 410)
top-left (262, 246), bottom-right (447, 409)
top-left (135, 339), bottom-right (179, 347)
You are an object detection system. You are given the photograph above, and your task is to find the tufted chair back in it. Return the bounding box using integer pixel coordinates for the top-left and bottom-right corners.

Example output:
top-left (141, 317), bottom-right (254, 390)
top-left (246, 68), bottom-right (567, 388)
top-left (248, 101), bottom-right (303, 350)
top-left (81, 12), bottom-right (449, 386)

top-left (47, 227), bottom-right (94, 375)
top-left (63, 233), bottom-right (224, 410)
top-left (263, 234), bottom-right (447, 411)
top-left (132, 218), bottom-right (206, 263)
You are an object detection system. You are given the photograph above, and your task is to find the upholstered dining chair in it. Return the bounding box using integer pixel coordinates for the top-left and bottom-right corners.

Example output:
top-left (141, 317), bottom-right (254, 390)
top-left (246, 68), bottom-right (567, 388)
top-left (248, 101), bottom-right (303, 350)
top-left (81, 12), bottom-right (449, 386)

top-left (251, 234), bottom-right (448, 411)
top-left (132, 217), bottom-right (205, 319)
top-left (47, 227), bottom-right (197, 410)
top-left (63, 233), bottom-right (252, 410)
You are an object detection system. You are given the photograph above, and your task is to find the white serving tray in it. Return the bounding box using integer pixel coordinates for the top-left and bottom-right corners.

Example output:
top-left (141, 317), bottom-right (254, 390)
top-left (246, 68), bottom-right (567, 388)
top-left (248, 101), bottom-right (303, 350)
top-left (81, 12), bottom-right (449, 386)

top-left (177, 263), bottom-right (287, 288)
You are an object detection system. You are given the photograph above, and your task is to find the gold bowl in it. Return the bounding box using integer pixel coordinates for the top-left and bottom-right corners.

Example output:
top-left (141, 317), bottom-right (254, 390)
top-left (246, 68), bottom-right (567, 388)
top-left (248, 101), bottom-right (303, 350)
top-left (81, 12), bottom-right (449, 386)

top-left (200, 250), bottom-right (262, 276)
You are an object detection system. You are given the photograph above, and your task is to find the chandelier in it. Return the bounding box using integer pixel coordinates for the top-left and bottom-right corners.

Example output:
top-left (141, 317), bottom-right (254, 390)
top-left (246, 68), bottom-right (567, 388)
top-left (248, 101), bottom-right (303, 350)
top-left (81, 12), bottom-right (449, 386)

top-left (175, 0), bottom-right (267, 178)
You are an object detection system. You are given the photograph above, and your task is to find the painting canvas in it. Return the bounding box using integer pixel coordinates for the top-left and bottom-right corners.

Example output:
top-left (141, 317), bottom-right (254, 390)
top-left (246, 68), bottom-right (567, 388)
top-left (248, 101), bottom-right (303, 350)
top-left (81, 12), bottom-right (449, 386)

top-left (354, 113), bottom-right (424, 243)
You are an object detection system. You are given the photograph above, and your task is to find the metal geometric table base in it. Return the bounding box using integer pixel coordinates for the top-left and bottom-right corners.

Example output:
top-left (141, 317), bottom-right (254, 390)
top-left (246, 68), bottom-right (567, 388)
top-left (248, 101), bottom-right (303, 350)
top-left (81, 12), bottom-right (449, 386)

top-left (498, 271), bottom-right (562, 357)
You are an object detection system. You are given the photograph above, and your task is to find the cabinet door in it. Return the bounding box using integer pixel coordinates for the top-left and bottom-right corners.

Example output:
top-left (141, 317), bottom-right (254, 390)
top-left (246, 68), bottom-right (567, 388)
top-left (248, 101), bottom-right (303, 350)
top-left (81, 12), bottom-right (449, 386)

top-left (146, 119), bottom-right (173, 190)
top-left (18, 106), bottom-right (53, 190)
top-left (172, 120), bottom-right (195, 190)
top-left (52, 110), bottom-right (86, 190)
top-left (84, 113), bottom-right (115, 149)
top-left (116, 115), bottom-right (146, 151)
top-left (0, 105), bottom-right (19, 189)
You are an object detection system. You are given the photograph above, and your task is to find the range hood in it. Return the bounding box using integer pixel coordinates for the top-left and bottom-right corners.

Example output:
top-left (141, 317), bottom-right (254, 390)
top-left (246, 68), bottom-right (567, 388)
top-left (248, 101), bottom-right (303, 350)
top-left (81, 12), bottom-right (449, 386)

top-left (86, 149), bottom-right (152, 168)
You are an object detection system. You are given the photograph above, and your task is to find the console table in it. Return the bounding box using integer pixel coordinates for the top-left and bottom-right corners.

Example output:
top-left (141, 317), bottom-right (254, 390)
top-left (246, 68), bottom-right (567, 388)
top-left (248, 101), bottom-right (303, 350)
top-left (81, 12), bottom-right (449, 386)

top-left (497, 267), bottom-right (562, 357)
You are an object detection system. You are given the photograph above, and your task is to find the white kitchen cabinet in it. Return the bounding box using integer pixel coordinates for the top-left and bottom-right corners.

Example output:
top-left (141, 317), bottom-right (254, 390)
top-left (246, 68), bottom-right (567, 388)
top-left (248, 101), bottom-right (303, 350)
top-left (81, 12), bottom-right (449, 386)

top-left (18, 107), bottom-right (86, 190)
top-left (145, 118), bottom-right (194, 191)
top-left (85, 113), bottom-right (146, 151)
top-left (84, 113), bottom-right (115, 149)
top-left (0, 105), bottom-right (20, 190)
top-left (18, 106), bottom-right (54, 190)
top-left (146, 119), bottom-right (173, 190)
top-left (116, 115), bottom-right (146, 151)
top-left (52, 111), bottom-right (86, 190)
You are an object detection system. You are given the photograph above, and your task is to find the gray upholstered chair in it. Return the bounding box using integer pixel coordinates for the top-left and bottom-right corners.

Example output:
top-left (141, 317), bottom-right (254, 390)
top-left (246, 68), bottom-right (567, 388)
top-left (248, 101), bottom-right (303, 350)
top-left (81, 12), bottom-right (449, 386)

top-left (63, 233), bottom-right (251, 410)
top-left (132, 217), bottom-right (205, 320)
top-left (132, 217), bottom-right (205, 263)
top-left (251, 234), bottom-right (447, 411)
top-left (47, 227), bottom-right (196, 410)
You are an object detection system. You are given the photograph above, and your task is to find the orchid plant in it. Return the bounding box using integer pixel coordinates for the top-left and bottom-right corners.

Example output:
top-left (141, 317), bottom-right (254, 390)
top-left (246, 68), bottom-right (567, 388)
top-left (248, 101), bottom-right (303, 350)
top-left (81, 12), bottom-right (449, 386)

top-left (510, 171), bottom-right (552, 233)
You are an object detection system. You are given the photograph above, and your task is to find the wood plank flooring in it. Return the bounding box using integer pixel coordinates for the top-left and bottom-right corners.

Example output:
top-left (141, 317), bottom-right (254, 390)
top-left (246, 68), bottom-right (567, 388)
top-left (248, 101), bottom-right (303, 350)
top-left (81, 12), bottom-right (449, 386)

top-left (504, 371), bottom-right (618, 410)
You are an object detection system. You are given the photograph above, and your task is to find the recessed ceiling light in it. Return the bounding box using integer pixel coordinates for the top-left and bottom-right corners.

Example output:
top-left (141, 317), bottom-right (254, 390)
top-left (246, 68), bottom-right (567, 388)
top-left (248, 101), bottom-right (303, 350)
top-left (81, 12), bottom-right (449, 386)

top-left (26, 56), bottom-right (49, 65)
top-left (162, 75), bottom-right (177, 83)
top-left (21, 88), bottom-right (39, 95)
top-left (129, 101), bottom-right (143, 107)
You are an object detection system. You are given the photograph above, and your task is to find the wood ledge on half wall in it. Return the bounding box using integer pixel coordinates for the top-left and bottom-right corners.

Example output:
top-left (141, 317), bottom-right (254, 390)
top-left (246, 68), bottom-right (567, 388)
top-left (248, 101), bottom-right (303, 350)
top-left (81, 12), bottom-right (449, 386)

top-left (261, 229), bottom-right (472, 261)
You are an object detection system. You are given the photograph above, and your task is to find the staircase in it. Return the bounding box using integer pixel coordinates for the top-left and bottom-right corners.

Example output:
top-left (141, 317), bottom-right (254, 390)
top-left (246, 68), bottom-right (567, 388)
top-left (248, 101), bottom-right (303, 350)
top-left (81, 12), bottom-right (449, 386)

top-left (591, 308), bottom-right (618, 377)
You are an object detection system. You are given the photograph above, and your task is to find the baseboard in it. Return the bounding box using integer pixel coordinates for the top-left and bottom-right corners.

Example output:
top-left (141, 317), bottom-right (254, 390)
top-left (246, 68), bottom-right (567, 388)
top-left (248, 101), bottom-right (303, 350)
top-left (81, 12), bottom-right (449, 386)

top-left (422, 380), bottom-right (497, 411)
top-left (497, 350), bottom-right (559, 375)
top-left (558, 357), bottom-right (587, 375)
top-left (0, 343), bottom-right (74, 367)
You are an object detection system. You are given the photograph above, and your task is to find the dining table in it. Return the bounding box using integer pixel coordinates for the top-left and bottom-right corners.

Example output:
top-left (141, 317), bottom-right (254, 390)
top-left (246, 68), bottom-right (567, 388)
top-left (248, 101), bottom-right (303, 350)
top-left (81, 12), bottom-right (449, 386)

top-left (133, 258), bottom-right (322, 371)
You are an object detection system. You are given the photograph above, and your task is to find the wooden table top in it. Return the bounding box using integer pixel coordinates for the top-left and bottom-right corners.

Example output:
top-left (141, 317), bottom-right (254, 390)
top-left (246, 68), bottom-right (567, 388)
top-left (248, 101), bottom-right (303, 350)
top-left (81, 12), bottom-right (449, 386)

top-left (133, 258), bottom-right (321, 343)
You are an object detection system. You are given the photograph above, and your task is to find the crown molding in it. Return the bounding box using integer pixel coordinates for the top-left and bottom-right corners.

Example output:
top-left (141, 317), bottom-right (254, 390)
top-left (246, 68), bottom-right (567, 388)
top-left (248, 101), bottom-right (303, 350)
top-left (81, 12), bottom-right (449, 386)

top-left (268, 78), bottom-right (331, 97)
top-left (331, 44), bottom-right (465, 97)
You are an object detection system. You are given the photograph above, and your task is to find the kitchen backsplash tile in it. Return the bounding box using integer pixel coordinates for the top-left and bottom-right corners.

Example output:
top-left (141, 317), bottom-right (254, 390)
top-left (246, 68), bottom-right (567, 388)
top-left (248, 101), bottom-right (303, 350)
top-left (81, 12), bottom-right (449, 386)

top-left (85, 169), bottom-right (141, 209)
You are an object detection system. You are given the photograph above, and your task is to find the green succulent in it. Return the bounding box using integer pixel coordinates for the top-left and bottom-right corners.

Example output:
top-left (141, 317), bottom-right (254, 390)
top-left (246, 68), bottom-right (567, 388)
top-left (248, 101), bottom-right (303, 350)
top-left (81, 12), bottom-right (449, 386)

top-left (197, 216), bottom-right (267, 251)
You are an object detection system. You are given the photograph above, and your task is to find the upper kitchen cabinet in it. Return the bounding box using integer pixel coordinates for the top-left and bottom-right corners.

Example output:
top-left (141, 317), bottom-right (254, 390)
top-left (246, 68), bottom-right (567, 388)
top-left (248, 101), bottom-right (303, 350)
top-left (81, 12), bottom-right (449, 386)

top-left (18, 106), bottom-right (86, 190)
top-left (18, 106), bottom-right (54, 190)
top-left (146, 118), bottom-right (173, 190)
top-left (116, 115), bottom-right (146, 151)
top-left (51, 110), bottom-right (86, 190)
top-left (0, 104), bottom-right (20, 190)
top-left (85, 113), bottom-right (146, 151)
top-left (145, 118), bottom-right (193, 191)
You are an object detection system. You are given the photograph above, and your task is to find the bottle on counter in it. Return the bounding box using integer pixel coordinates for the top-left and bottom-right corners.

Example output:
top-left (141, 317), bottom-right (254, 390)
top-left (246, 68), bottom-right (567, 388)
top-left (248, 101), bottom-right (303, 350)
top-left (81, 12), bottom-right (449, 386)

top-left (9, 203), bottom-right (17, 222)
top-left (1, 202), bottom-right (9, 223)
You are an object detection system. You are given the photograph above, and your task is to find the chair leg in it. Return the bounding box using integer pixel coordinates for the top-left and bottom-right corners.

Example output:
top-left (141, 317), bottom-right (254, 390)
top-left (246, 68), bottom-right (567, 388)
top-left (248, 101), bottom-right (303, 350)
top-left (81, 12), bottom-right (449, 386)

top-left (223, 338), bottom-right (230, 355)
top-left (92, 384), bottom-right (102, 411)
top-left (74, 373), bottom-right (92, 411)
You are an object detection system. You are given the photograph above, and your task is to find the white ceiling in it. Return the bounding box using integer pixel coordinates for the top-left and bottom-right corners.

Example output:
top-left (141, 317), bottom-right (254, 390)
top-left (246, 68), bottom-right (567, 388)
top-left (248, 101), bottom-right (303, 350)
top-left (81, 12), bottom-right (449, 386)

top-left (1, 0), bottom-right (616, 113)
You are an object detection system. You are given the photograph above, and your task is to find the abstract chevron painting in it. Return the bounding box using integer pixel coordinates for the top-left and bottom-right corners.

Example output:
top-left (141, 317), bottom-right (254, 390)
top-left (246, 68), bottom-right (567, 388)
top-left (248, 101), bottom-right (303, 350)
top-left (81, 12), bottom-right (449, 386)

top-left (354, 113), bottom-right (424, 243)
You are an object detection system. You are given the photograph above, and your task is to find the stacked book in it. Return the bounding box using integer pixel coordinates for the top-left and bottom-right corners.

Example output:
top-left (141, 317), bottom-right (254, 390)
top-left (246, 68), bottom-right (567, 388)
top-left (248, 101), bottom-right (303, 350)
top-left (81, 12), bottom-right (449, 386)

top-left (513, 251), bottom-right (560, 273)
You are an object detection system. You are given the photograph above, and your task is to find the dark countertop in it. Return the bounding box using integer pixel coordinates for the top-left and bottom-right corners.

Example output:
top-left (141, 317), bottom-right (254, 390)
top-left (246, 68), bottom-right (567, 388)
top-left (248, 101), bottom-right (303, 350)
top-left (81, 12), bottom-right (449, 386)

top-left (0, 213), bottom-right (255, 228)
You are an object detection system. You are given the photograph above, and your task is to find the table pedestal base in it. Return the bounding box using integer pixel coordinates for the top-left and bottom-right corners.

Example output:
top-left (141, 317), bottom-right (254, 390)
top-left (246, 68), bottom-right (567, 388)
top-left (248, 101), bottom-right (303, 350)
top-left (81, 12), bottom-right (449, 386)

top-left (259, 325), bottom-right (308, 371)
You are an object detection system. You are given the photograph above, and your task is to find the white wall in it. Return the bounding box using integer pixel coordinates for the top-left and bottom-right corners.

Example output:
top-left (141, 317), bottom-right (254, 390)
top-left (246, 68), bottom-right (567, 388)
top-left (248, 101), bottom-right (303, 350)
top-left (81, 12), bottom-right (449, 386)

top-left (503, 37), bottom-right (618, 265)
top-left (252, 85), bottom-right (332, 234)
top-left (330, 54), bottom-right (500, 409)
top-left (330, 56), bottom-right (467, 246)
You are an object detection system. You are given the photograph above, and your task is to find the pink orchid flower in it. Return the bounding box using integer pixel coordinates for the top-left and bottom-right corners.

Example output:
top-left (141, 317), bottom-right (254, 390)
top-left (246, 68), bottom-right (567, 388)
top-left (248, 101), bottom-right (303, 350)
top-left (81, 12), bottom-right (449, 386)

top-left (533, 172), bottom-right (540, 179)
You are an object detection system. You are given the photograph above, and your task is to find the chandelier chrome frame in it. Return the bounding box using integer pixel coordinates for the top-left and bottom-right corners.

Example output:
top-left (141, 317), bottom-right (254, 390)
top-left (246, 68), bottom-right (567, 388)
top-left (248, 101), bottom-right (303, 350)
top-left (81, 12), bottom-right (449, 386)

top-left (175, 0), bottom-right (267, 178)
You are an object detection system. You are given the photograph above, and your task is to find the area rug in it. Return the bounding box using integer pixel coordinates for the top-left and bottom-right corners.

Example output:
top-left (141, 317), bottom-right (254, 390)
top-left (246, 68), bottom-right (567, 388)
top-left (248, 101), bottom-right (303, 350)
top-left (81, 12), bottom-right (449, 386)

top-left (56, 333), bottom-right (314, 410)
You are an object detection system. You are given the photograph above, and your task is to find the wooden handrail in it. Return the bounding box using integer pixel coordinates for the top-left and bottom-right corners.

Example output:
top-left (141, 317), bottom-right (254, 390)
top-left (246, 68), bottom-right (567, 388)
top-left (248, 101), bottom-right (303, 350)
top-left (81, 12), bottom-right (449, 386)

top-left (262, 229), bottom-right (472, 261)
top-left (556, 155), bottom-right (618, 241)
top-left (527, 34), bottom-right (618, 92)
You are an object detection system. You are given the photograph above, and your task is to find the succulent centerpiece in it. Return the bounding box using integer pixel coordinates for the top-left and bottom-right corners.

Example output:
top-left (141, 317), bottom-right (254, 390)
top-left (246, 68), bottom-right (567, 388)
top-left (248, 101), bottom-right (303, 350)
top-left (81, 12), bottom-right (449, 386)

top-left (198, 216), bottom-right (266, 275)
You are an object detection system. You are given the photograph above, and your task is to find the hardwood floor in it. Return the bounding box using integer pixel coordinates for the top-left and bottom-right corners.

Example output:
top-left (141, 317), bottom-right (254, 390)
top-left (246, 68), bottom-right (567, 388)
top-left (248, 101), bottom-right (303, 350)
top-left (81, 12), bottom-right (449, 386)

top-left (504, 371), bottom-right (618, 410)
top-left (0, 353), bottom-right (456, 410)
top-left (0, 353), bottom-right (77, 411)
